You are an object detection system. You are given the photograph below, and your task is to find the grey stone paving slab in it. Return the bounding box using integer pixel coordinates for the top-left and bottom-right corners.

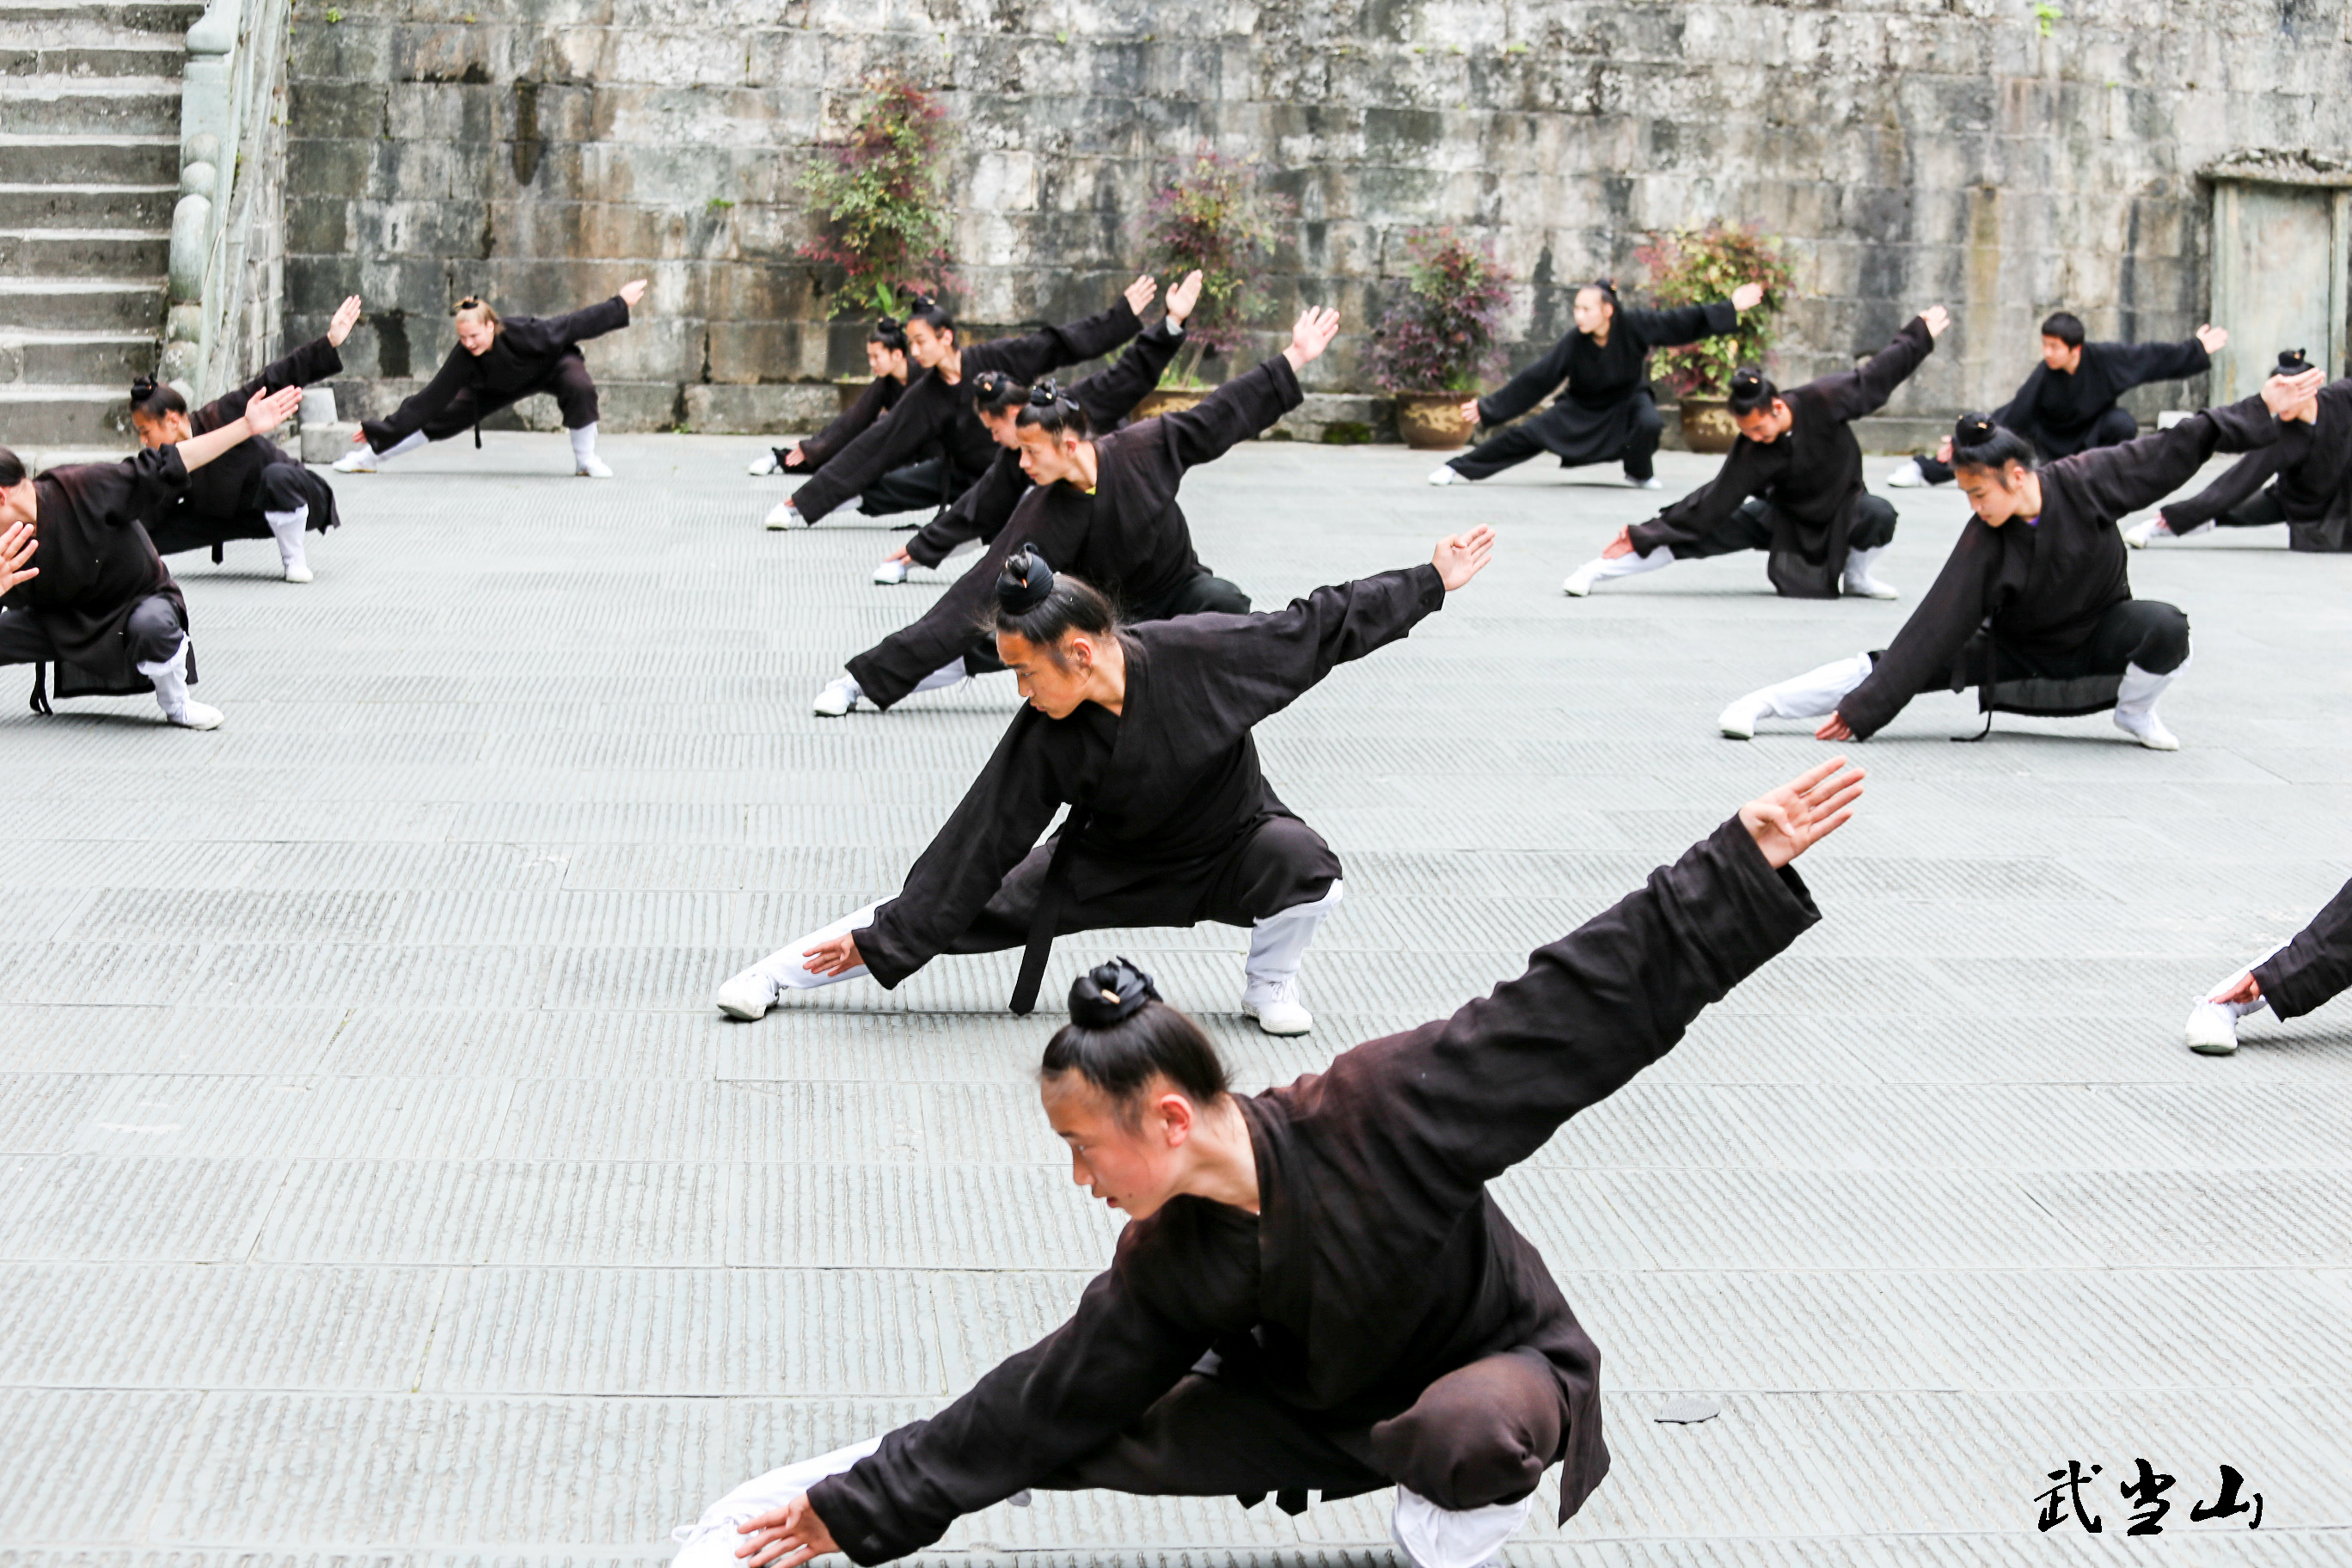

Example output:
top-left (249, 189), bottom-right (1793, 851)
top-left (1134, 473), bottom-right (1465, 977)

top-left (3, 437), bottom-right (2349, 1555)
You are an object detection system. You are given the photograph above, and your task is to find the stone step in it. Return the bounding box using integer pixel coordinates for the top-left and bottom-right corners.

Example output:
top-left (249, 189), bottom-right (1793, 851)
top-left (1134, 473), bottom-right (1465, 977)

top-left (0, 225), bottom-right (170, 277)
top-left (0, 181), bottom-right (178, 227)
top-left (0, 383), bottom-right (137, 449)
top-left (0, 328), bottom-right (159, 387)
top-left (1, 37), bottom-right (184, 74)
top-left (0, 77), bottom-right (182, 137)
top-left (0, 1), bottom-right (206, 39)
top-left (0, 132), bottom-right (176, 184)
top-left (0, 278), bottom-right (166, 333)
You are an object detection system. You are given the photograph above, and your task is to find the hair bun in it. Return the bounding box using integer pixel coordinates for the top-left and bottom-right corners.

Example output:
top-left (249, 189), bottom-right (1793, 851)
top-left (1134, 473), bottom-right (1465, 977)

top-left (1954, 413), bottom-right (1998, 446)
top-left (1067, 957), bottom-right (1159, 1028)
top-left (129, 375), bottom-right (157, 399)
top-left (1730, 368), bottom-right (1762, 395)
top-left (1027, 379), bottom-right (1064, 407)
top-left (875, 315), bottom-right (900, 332)
top-left (997, 544), bottom-right (1056, 615)
top-left (2276, 348), bottom-right (2312, 374)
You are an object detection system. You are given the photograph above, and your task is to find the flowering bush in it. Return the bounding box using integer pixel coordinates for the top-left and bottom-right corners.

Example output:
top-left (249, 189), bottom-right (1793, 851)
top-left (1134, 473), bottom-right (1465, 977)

top-left (1146, 149), bottom-right (1295, 385)
top-left (799, 76), bottom-right (957, 317)
top-left (1633, 223), bottom-right (1794, 398)
top-left (1368, 228), bottom-right (1512, 394)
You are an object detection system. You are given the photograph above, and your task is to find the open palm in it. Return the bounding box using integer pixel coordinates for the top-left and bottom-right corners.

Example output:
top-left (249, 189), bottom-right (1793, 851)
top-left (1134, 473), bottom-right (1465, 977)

top-left (1738, 756), bottom-right (1865, 868)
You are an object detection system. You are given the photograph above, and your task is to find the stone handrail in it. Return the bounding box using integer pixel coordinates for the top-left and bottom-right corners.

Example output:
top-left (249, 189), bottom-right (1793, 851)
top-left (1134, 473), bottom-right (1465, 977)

top-left (162, 0), bottom-right (293, 401)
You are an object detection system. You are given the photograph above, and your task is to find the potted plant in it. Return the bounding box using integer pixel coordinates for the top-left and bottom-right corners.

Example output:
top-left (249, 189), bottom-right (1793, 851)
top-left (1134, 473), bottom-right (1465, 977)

top-left (1632, 223), bottom-right (1793, 452)
top-left (1369, 228), bottom-right (1511, 449)
top-left (1138, 148), bottom-right (1293, 418)
top-left (798, 73), bottom-right (958, 405)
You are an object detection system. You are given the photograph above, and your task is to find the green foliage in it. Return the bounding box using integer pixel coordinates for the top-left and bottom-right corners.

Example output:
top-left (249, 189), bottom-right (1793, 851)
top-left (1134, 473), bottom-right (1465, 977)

top-left (798, 75), bottom-right (956, 318)
top-left (1368, 227), bottom-right (1512, 394)
top-left (1146, 149), bottom-right (1295, 383)
top-left (1633, 222), bottom-right (1796, 399)
top-left (2034, 2), bottom-right (2064, 34)
top-left (706, 197), bottom-right (735, 211)
top-left (322, 7), bottom-right (341, 21)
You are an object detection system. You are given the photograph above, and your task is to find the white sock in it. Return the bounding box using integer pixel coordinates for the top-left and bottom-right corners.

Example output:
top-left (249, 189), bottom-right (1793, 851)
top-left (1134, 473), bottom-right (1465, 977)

top-left (377, 431), bottom-right (427, 463)
top-left (1747, 652), bottom-right (1876, 720)
top-left (138, 632), bottom-right (193, 721)
top-left (2113, 657), bottom-right (2185, 733)
top-left (1585, 546), bottom-right (1675, 582)
top-left (264, 502), bottom-right (309, 573)
top-left (671, 1436), bottom-right (885, 1558)
top-left (749, 902), bottom-right (879, 991)
top-left (1245, 880), bottom-right (1344, 995)
top-left (908, 657), bottom-right (967, 696)
top-left (1843, 543), bottom-right (1890, 584)
top-left (570, 422), bottom-right (598, 464)
top-left (1390, 1486), bottom-right (1533, 1568)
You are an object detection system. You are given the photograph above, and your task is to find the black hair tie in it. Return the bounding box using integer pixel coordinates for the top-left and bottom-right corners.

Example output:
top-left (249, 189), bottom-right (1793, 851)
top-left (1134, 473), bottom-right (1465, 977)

top-left (997, 544), bottom-right (1056, 614)
top-left (1067, 957), bottom-right (1159, 1028)
top-left (1027, 379), bottom-right (1063, 407)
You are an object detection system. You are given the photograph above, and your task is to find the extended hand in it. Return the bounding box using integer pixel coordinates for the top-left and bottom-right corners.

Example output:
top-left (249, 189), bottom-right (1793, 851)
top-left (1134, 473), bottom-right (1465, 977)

top-left (1456, 398), bottom-right (1481, 426)
top-left (0, 521), bottom-right (39, 594)
top-left (1739, 756), bottom-right (1865, 869)
top-left (1123, 273), bottom-right (1159, 316)
top-left (1165, 269), bottom-right (1204, 327)
top-left (1599, 524), bottom-right (1634, 560)
top-left (1730, 281), bottom-right (1765, 312)
top-left (1431, 524), bottom-right (1495, 590)
top-left (784, 445), bottom-right (807, 469)
top-left (1934, 435), bottom-right (1954, 465)
top-left (2196, 323), bottom-right (2228, 355)
top-left (2207, 970), bottom-right (2263, 1006)
top-left (1283, 306), bottom-right (1341, 371)
top-left (242, 383), bottom-right (305, 438)
top-left (620, 278), bottom-right (649, 308)
top-left (736, 1492), bottom-right (839, 1568)
top-left (2262, 367), bottom-right (2324, 419)
top-left (885, 543), bottom-right (911, 565)
top-left (1919, 304), bottom-right (1951, 339)
top-left (327, 294), bottom-right (364, 347)
top-left (1813, 713), bottom-right (1855, 742)
top-left (802, 932), bottom-right (862, 978)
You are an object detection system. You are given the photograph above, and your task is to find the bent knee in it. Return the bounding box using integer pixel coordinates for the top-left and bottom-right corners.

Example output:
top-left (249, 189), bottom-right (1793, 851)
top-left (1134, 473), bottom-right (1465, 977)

top-left (2133, 602), bottom-right (2191, 673)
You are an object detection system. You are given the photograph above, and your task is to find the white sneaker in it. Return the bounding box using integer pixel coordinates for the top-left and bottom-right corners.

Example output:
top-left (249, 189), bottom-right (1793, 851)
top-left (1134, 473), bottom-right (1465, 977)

top-left (576, 455), bottom-right (615, 479)
top-left (1632, 475), bottom-right (1663, 490)
top-left (284, 564), bottom-right (315, 584)
top-left (1717, 694), bottom-right (1767, 740)
top-left (1841, 570), bottom-right (1899, 600)
top-left (1427, 465), bottom-right (1461, 487)
top-left (670, 1438), bottom-right (885, 1568)
top-left (1885, 458), bottom-right (1926, 488)
top-left (812, 676), bottom-right (861, 717)
top-left (1242, 977), bottom-right (1313, 1036)
top-left (873, 556), bottom-right (911, 585)
top-left (2184, 1001), bottom-right (2239, 1056)
top-left (1561, 562), bottom-right (1601, 597)
top-left (2122, 517), bottom-right (2169, 549)
top-left (330, 448), bottom-right (377, 474)
top-left (746, 450), bottom-right (781, 476)
top-left (764, 499), bottom-right (805, 530)
top-left (714, 970), bottom-right (779, 1021)
top-left (2114, 710), bottom-right (2179, 750)
top-left (168, 701), bottom-right (224, 731)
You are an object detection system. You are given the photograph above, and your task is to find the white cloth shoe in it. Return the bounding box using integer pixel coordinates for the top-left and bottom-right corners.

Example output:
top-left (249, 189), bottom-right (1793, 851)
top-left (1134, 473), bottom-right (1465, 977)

top-left (1632, 475), bottom-right (1663, 489)
top-left (1718, 652), bottom-right (1875, 738)
top-left (1240, 883), bottom-right (1342, 1035)
top-left (330, 446), bottom-right (377, 473)
top-left (1885, 458), bottom-right (1927, 488)
top-left (575, 455), bottom-right (614, 479)
top-left (168, 701), bottom-right (224, 731)
top-left (873, 556), bottom-right (912, 585)
top-left (1427, 465), bottom-right (1461, 486)
top-left (1841, 544), bottom-right (1898, 599)
top-left (670, 1437), bottom-right (885, 1568)
top-left (569, 422), bottom-right (610, 477)
top-left (1563, 546), bottom-right (1673, 597)
top-left (747, 449), bottom-right (782, 476)
top-left (2112, 659), bottom-right (2183, 750)
top-left (266, 502), bottom-right (312, 581)
top-left (139, 632), bottom-right (218, 727)
top-left (2122, 517), bottom-right (2168, 548)
top-left (812, 675), bottom-right (861, 716)
top-left (718, 903), bottom-right (882, 1019)
top-left (714, 971), bottom-right (779, 1021)
top-left (1390, 1486), bottom-right (1534, 1568)
top-left (764, 499), bottom-right (805, 530)
top-left (2184, 1000), bottom-right (2246, 1056)
top-left (1242, 977), bottom-right (1314, 1035)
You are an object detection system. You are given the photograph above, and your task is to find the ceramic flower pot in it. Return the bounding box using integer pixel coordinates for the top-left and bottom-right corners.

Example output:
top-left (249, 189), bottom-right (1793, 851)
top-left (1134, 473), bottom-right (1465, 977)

top-left (1132, 388), bottom-right (1210, 421)
top-left (1679, 396), bottom-right (1739, 454)
top-left (1394, 392), bottom-right (1473, 450)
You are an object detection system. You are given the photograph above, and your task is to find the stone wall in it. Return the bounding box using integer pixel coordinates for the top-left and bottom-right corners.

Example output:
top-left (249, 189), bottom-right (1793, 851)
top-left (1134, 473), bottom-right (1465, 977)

top-left (282, 0), bottom-right (2352, 440)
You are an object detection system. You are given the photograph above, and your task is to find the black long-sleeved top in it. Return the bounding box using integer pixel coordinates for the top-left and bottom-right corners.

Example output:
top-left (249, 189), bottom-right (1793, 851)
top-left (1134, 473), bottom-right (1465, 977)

top-left (360, 295), bottom-right (632, 449)
top-left (1478, 301), bottom-right (1739, 424)
top-left (793, 373), bottom-right (907, 472)
top-left (1993, 338), bottom-right (2211, 450)
top-left (1838, 395), bottom-right (2280, 739)
top-left (812, 817), bottom-right (1822, 1563)
top-left (790, 300), bottom-right (1144, 524)
top-left (147, 336), bottom-right (343, 541)
top-left (905, 319), bottom-right (1188, 570)
top-left (2257, 877), bottom-right (2352, 1022)
top-left (1630, 316), bottom-right (1936, 597)
top-left (3, 446), bottom-right (195, 699)
top-left (842, 352), bottom-right (1303, 709)
top-left (2160, 378), bottom-right (2352, 553)
top-left (854, 563), bottom-right (1444, 988)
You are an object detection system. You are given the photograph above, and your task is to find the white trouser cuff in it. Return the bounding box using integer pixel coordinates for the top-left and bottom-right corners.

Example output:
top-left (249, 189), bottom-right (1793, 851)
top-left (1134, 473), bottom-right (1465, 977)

top-left (750, 902), bottom-right (879, 989)
top-left (1756, 652), bottom-right (1875, 720)
top-left (138, 632), bottom-right (192, 720)
top-left (671, 1436), bottom-right (885, 1561)
top-left (1390, 1486), bottom-right (1534, 1568)
top-left (910, 657), bottom-right (967, 695)
top-left (1590, 546), bottom-right (1675, 580)
top-left (2114, 655), bottom-right (2185, 724)
top-left (1245, 879), bottom-right (1344, 988)
top-left (570, 421), bottom-right (599, 462)
top-left (378, 430), bottom-right (427, 462)
top-left (265, 502), bottom-right (310, 570)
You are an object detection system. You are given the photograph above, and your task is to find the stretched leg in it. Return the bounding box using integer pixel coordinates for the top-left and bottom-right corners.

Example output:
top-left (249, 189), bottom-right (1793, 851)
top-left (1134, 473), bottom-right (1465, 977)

top-left (1565, 496), bottom-right (1768, 597)
top-left (256, 462), bottom-right (314, 582)
top-left (1035, 1371), bottom-right (1384, 1500)
top-left (2087, 598), bottom-right (2190, 750)
top-left (854, 457), bottom-right (948, 519)
top-left (713, 901), bottom-right (881, 1019)
top-left (1620, 393), bottom-right (1663, 487)
top-left (1718, 650), bottom-right (1877, 738)
top-left (1439, 420), bottom-right (1548, 484)
top-left (1145, 572), bottom-right (1252, 618)
top-left (1372, 1348), bottom-right (1565, 1568)
top-left (1841, 493), bottom-right (1901, 599)
top-left (2085, 404), bottom-right (2141, 450)
top-left (334, 428), bottom-right (429, 472)
top-left (670, 1436), bottom-right (886, 1568)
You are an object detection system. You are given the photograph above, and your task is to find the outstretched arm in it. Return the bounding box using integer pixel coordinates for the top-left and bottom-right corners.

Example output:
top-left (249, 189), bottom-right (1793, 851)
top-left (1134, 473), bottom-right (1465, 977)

top-left (965, 290), bottom-right (1148, 383)
top-left (2098, 333), bottom-right (2214, 390)
top-left (2159, 445), bottom-right (2284, 533)
top-left (174, 384), bottom-right (303, 475)
top-left (1142, 309), bottom-right (1333, 472)
top-left (2055, 381), bottom-right (2301, 524)
top-left (1472, 330), bottom-right (1577, 428)
top-left (1819, 308), bottom-right (1946, 422)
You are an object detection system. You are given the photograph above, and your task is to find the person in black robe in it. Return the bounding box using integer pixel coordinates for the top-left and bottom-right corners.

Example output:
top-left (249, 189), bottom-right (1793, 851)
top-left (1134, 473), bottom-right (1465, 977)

top-left (2184, 877), bottom-right (2352, 1055)
top-left (763, 279), bottom-right (1158, 530)
top-left (869, 271), bottom-right (1204, 587)
top-left (808, 303), bottom-right (1331, 718)
top-left (1715, 368), bottom-right (2321, 750)
top-left (1431, 277), bottom-right (1764, 490)
top-left (0, 383), bottom-right (304, 730)
top-left (745, 317), bottom-right (911, 478)
top-left (720, 518), bottom-right (1495, 1037)
top-left (131, 294), bottom-right (361, 583)
top-left (668, 760), bottom-right (1861, 1568)
top-left (1558, 307), bottom-right (1948, 601)
top-left (332, 279), bottom-right (646, 477)
top-left (1887, 312), bottom-right (2225, 487)
top-left (2126, 351), bottom-right (2352, 553)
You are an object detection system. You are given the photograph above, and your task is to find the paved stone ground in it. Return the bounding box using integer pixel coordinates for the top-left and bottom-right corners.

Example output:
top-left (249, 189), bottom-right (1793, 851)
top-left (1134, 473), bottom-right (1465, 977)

top-left (3, 433), bottom-right (2350, 1566)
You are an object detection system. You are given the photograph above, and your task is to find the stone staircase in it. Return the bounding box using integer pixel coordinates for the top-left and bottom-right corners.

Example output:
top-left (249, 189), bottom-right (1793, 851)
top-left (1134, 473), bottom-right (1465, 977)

top-left (0, 0), bottom-right (202, 462)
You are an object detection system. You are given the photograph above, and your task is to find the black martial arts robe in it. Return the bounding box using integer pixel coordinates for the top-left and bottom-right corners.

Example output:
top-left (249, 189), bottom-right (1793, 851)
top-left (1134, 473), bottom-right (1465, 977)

top-left (358, 295), bottom-right (631, 451)
top-left (2159, 378), bottom-right (2352, 553)
top-left (810, 817), bottom-right (1822, 1564)
top-left (789, 300), bottom-right (1144, 524)
top-left (903, 319), bottom-right (1187, 571)
top-left (1459, 301), bottom-right (1738, 481)
top-left (0, 446), bottom-right (197, 706)
top-left (143, 336), bottom-right (342, 561)
top-left (781, 373), bottom-right (906, 475)
top-left (1837, 395), bottom-right (2279, 739)
top-left (1628, 316), bottom-right (1936, 597)
top-left (842, 352), bottom-right (1298, 712)
top-left (1993, 337), bottom-right (2211, 458)
top-left (852, 563), bottom-right (1444, 995)
top-left (2255, 877), bottom-right (2352, 1023)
